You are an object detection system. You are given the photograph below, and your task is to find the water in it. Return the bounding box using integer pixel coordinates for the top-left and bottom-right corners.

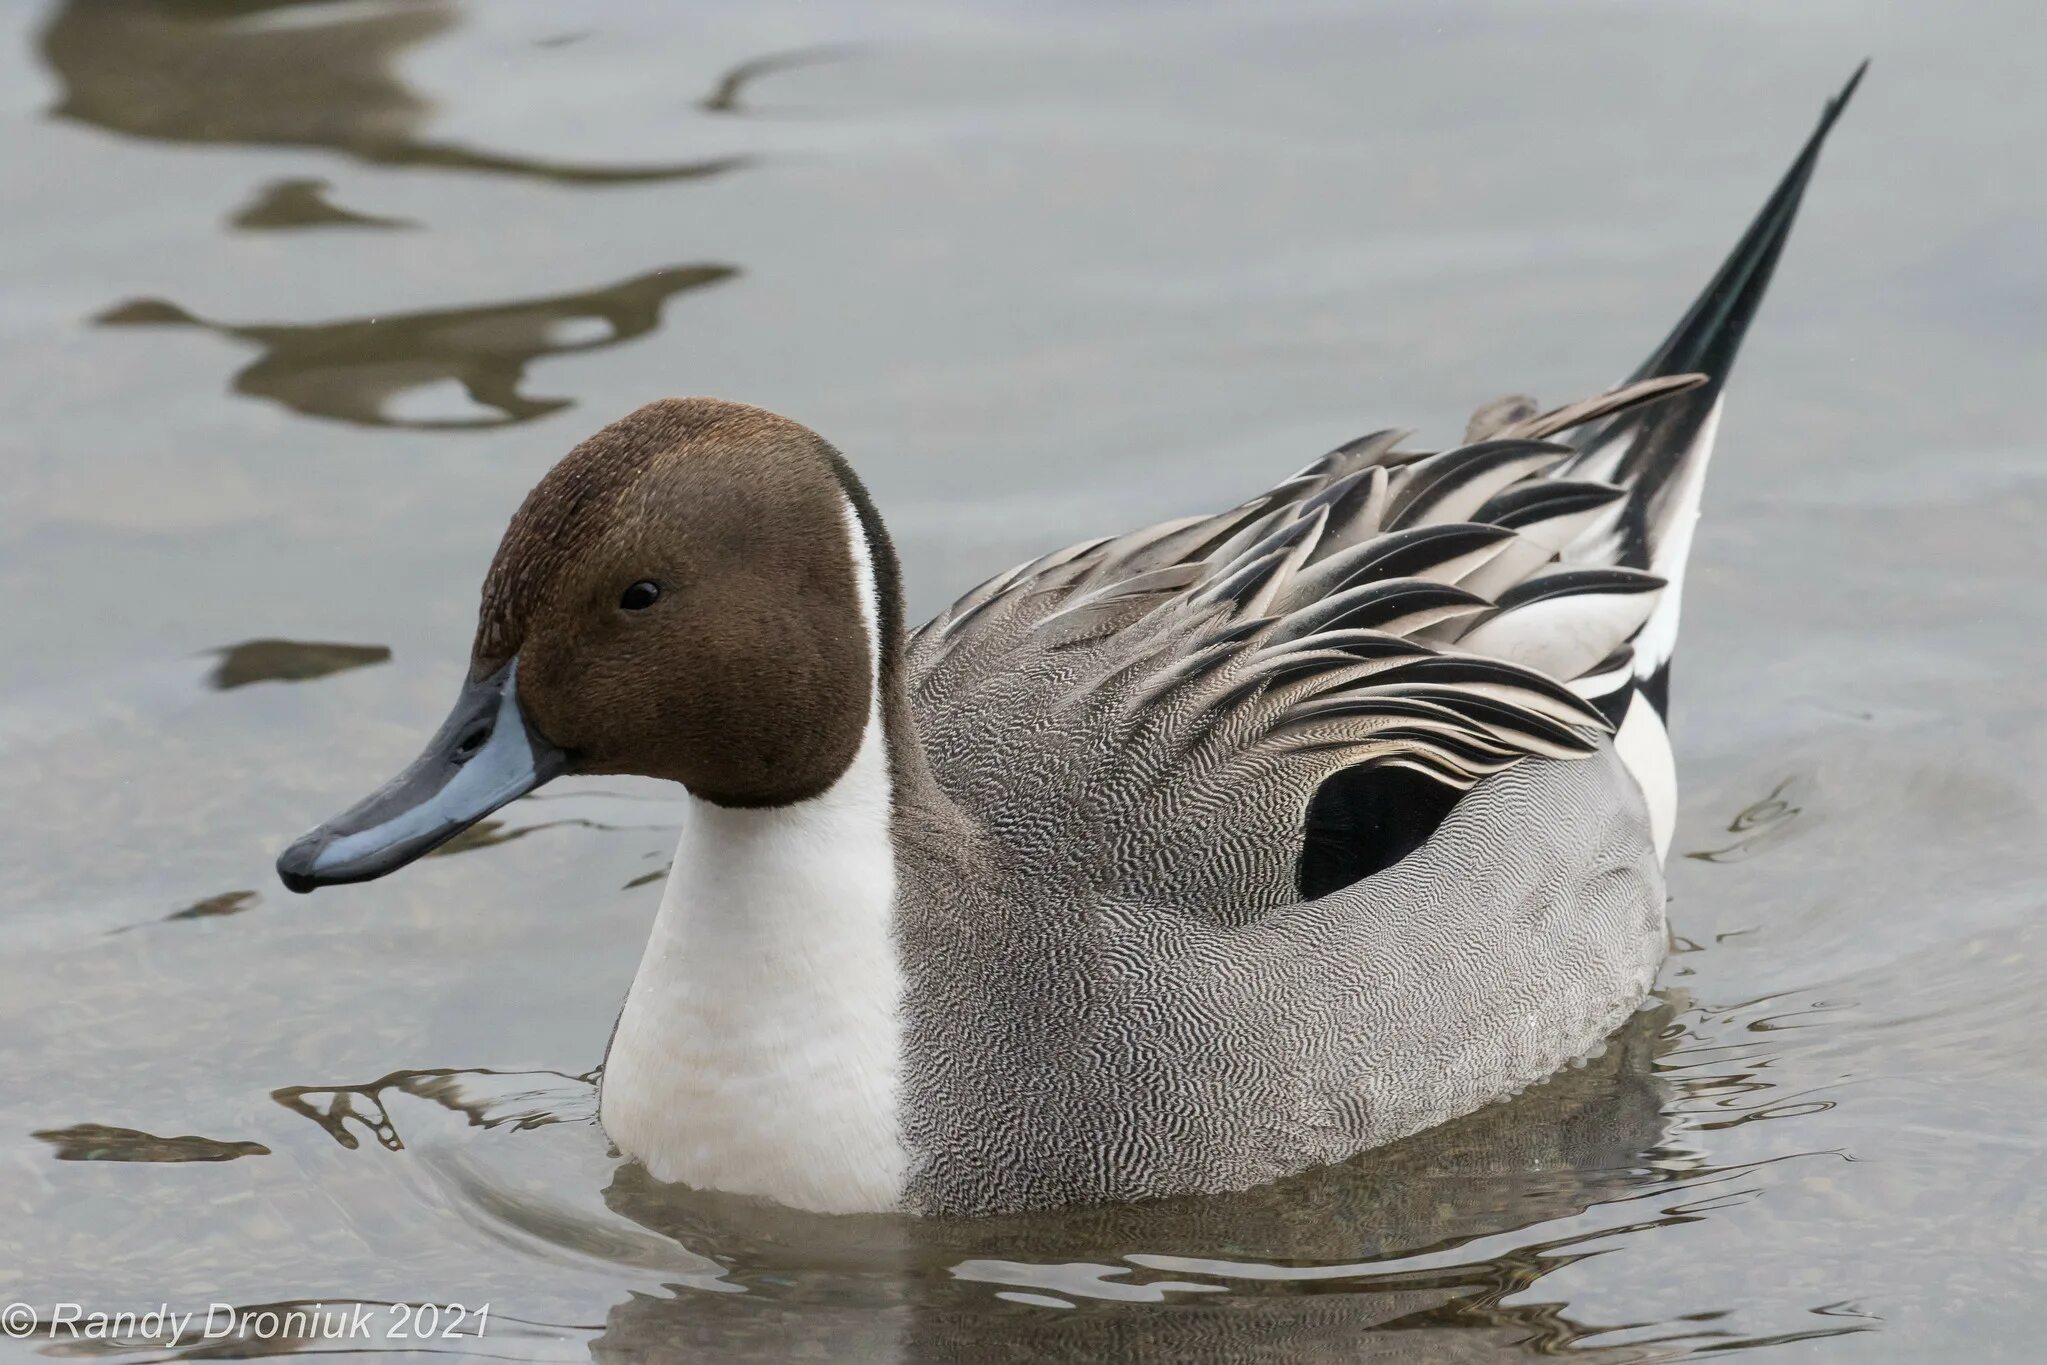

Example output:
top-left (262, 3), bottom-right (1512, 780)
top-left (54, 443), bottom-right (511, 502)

top-left (1, 1), bottom-right (2041, 1359)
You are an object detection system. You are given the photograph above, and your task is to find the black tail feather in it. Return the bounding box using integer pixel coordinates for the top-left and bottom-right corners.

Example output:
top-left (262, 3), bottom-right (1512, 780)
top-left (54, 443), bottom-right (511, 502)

top-left (1572, 61), bottom-right (1867, 534)
top-left (1563, 63), bottom-right (1864, 723)
top-left (1630, 60), bottom-right (1867, 393)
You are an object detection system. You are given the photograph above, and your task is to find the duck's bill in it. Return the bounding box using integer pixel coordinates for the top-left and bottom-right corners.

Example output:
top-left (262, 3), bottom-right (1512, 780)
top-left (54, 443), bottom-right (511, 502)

top-left (275, 661), bottom-right (567, 893)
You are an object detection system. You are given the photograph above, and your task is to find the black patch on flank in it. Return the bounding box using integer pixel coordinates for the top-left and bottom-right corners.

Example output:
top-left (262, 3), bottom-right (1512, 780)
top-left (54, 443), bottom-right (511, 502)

top-left (1297, 763), bottom-right (1465, 899)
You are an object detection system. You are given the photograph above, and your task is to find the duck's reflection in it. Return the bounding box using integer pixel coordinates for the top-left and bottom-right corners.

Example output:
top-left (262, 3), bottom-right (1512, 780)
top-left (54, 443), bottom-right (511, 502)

top-left (253, 997), bottom-right (1862, 1358)
top-left (93, 264), bottom-right (737, 429)
top-left (39, 0), bottom-right (744, 186)
top-left (585, 1001), bottom-right (1688, 1362)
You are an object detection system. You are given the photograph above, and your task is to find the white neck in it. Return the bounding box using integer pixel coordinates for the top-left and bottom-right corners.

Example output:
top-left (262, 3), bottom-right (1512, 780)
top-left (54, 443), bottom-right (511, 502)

top-left (598, 497), bottom-right (909, 1214)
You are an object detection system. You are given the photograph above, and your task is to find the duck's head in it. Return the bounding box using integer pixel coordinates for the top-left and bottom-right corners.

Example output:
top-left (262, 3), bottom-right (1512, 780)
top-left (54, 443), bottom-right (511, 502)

top-left (276, 397), bottom-right (898, 893)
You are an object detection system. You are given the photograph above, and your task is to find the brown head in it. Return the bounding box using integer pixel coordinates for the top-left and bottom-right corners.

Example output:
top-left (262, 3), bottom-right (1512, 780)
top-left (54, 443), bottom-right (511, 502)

top-left (276, 398), bottom-right (901, 891)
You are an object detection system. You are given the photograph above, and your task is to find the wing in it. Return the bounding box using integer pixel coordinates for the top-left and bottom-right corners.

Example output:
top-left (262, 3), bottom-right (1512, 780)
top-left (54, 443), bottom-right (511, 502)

top-left (904, 383), bottom-right (1678, 920)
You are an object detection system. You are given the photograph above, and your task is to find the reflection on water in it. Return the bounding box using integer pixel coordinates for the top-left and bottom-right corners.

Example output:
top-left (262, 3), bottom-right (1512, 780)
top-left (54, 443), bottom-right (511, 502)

top-left (700, 47), bottom-right (854, 115)
top-left (1685, 776), bottom-right (1808, 864)
top-left (273, 1066), bottom-right (598, 1153)
top-left (228, 177), bottom-right (412, 231)
top-left (166, 889), bottom-right (258, 921)
top-left (40, 0), bottom-right (745, 185)
top-left (94, 265), bottom-right (737, 428)
top-left (566, 998), bottom-right (1852, 1360)
top-left (1660, 993), bottom-right (1855, 1142)
top-left (429, 817), bottom-right (630, 859)
top-left (33, 1123), bottom-right (269, 1163)
top-left (209, 638), bottom-right (390, 689)
top-left (21, 993), bottom-right (1867, 1359)
top-left (425, 790), bottom-right (682, 861)
top-left (235, 1005), bottom-right (1699, 1359)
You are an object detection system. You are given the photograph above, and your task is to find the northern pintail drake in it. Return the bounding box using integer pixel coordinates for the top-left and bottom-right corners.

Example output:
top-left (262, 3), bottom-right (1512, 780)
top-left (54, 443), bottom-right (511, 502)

top-left (277, 70), bottom-right (1860, 1216)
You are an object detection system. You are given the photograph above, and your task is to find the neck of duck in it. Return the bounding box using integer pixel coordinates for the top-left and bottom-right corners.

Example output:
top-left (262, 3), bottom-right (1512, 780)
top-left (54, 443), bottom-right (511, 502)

top-left (598, 507), bottom-right (941, 1215)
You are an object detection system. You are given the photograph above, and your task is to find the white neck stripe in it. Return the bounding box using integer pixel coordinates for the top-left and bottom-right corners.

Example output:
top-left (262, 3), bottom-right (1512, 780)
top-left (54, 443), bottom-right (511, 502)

top-left (842, 493), bottom-right (885, 692)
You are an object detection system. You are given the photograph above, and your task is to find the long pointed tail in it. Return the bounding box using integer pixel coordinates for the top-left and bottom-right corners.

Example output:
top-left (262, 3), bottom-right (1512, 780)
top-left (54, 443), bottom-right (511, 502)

top-left (1564, 61), bottom-right (1866, 719)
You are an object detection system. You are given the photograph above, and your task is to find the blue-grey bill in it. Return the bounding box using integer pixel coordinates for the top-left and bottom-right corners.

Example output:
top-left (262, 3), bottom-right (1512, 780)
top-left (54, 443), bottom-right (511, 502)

top-left (275, 661), bottom-right (566, 893)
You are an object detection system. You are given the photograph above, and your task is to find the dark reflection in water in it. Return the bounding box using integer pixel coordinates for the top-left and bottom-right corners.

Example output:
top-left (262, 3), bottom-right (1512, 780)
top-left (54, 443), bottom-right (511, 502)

top-left (1684, 776), bottom-right (1808, 865)
top-left (94, 265), bottom-right (737, 428)
top-left (107, 889), bottom-right (263, 938)
top-left (273, 1066), bottom-right (597, 1153)
top-left (428, 815), bottom-right (645, 859)
top-left (33, 1123), bottom-right (269, 1163)
top-left (700, 47), bottom-right (854, 115)
top-left (40, 0), bottom-right (745, 186)
top-left (228, 177), bottom-right (412, 231)
top-left (209, 638), bottom-right (390, 689)
top-left (165, 889), bottom-right (258, 923)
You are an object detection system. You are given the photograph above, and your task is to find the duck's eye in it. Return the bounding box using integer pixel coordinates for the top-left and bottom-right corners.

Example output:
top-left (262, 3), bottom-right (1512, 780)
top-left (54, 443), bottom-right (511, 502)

top-left (618, 580), bottom-right (662, 611)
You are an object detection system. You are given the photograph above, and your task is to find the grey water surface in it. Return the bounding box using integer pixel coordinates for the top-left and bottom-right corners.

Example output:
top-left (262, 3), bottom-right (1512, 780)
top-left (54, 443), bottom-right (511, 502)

top-left (1, 1), bottom-right (2042, 1361)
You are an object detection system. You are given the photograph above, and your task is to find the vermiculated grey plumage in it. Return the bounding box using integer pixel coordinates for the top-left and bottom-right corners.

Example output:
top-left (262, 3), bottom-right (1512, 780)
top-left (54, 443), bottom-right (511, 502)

top-left (891, 386), bottom-right (1684, 1216)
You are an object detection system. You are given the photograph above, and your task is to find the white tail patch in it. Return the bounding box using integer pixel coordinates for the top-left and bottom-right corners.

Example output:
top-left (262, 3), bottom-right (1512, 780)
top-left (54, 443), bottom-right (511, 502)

top-left (1547, 398), bottom-right (1723, 859)
top-left (1614, 690), bottom-right (1677, 860)
top-left (1566, 398), bottom-right (1724, 690)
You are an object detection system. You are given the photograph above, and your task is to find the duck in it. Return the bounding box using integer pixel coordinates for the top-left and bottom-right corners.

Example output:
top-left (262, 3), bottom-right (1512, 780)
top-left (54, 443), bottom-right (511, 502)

top-left (276, 67), bottom-right (1861, 1217)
